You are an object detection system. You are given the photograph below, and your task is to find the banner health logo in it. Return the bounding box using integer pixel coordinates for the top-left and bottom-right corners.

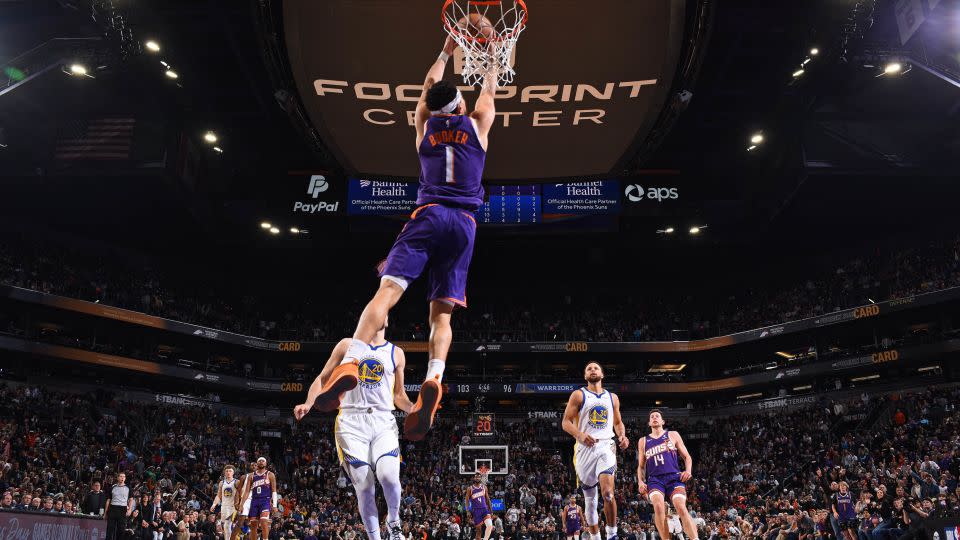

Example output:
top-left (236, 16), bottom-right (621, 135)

top-left (624, 184), bottom-right (678, 202)
top-left (587, 404), bottom-right (609, 428)
top-left (308, 175), bottom-right (329, 197)
top-left (358, 357), bottom-right (385, 388)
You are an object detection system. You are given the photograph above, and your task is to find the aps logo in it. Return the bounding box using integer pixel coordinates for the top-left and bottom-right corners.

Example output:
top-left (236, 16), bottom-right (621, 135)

top-left (624, 184), bottom-right (679, 202)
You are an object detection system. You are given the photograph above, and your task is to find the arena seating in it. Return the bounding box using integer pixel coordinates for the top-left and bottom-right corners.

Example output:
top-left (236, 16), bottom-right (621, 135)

top-left (2, 234), bottom-right (958, 344)
top-left (1, 383), bottom-right (957, 540)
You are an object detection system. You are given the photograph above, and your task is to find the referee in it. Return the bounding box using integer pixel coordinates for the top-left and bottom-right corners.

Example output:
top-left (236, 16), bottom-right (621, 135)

top-left (104, 472), bottom-right (134, 540)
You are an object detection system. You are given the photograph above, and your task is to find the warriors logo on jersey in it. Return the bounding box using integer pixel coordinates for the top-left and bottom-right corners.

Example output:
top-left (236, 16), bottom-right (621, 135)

top-left (587, 405), bottom-right (609, 429)
top-left (358, 357), bottom-right (385, 389)
top-left (223, 485), bottom-right (234, 498)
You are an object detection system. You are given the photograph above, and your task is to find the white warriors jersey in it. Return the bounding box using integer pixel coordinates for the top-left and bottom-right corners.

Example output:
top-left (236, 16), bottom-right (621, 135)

top-left (220, 478), bottom-right (238, 508)
top-left (577, 388), bottom-right (615, 440)
top-left (340, 342), bottom-right (398, 412)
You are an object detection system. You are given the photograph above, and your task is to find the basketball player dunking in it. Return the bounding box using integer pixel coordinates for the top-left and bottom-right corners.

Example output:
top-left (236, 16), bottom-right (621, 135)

top-left (311, 33), bottom-right (498, 441)
top-left (637, 410), bottom-right (699, 540)
top-left (240, 458), bottom-right (276, 540)
top-left (465, 472), bottom-right (494, 540)
top-left (295, 319), bottom-right (413, 540)
top-left (562, 495), bottom-right (585, 540)
top-left (562, 362), bottom-right (629, 540)
top-left (209, 465), bottom-right (239, 540)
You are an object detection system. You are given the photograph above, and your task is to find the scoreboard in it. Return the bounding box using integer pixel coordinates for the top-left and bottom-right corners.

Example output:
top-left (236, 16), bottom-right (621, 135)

top-left (474, 185), bottom-right (540, 224)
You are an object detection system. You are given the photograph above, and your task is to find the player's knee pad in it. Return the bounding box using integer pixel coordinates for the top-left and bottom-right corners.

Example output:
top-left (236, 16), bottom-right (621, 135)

top-left (346, 464), bottom-right (376, 493)
top-left (582, 485), bottom-right (599, 526)
top-left (375, 456), bottom-right (401, 487)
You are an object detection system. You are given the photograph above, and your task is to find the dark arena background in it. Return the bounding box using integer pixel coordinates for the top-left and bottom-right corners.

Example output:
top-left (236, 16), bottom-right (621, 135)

top-left (1, 0), bottom-right (960, 540)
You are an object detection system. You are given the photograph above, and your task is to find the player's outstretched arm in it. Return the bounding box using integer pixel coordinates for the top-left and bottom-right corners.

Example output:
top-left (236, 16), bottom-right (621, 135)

top-left (611, 393), bottom-right (629, 449)
top-left (210, 485), bottom-right (221, 513)
top-left (561, 391), bottom-right (594, 446)
top-left (671, 431), bottom-right (693, 482)
top-left (392, 347), bottom-right (416, 413)
top-left (416, 37), bottom-right (458, 145)
top-left (470, 63), bottom-right (498, 148)
top-left (294, 338), bottom-right (350, 419)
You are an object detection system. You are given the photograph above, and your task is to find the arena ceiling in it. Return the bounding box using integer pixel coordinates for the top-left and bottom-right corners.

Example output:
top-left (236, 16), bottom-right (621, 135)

top-left (280, 0), bottom-right (691, 180)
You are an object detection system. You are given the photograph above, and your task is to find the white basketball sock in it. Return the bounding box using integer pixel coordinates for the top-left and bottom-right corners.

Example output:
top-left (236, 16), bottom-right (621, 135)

top-left (426, 358), bottom-right (445, 382)
top-left (342, 339), bottom-right (367, 365)
top-left (606, 525), bottom-right (618, 538)
top-left (375, 457), bottom-right (402, 523)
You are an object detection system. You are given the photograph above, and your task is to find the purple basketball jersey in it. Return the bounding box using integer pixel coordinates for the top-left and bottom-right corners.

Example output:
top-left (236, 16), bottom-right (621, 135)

top-left (644, 431), bottom-right (681, 477)
top-left (469, 484), bottom-right (490, 525)
top-left (250, 472), bottom-right (271, 503)
top-left (416, 114), bottom-right (485, 210)
top-left (564, 505), bottom-right (581, 533)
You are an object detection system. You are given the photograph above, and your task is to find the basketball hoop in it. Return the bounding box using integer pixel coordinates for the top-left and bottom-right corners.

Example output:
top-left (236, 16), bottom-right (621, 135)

top-left (478, 464), bottom-right (491, 484)
top-left (441, 0), bottom-right (529, 87)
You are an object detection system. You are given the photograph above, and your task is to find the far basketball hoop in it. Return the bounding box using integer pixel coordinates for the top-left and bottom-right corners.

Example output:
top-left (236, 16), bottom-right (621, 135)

top-left (441, 0), bottom-right (529, 87)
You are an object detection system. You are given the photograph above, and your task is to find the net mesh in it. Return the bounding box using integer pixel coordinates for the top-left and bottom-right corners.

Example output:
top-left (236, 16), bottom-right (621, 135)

top-left (478, 464), bottom-right (491, 485)
top-left (442, 0), bottom-right (528, 87)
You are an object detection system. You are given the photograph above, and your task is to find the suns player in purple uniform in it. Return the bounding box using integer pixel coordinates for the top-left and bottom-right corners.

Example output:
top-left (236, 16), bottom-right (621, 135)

top-left (313, 35), bottom-right (497, 443)
top-left (562, 495), bottom-right (585, 540)
top-left (465, 473), bottom-right (494, 540)
top-left (562, 362), bottom-right (629, 540)
top-left (241, 457), bottom-right (277, 540)
top-left (637, 410), bottom-right (699, 540)
top-left (832, 481), bottom-right (857, 540)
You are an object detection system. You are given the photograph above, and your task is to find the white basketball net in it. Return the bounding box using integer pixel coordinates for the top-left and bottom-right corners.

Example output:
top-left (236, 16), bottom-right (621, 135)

top-left (442, 0), bottom-right (528, 88)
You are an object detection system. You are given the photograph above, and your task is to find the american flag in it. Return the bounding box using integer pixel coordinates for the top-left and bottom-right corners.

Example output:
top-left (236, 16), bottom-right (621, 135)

top-left (55, 117), bottom-right (136, 160)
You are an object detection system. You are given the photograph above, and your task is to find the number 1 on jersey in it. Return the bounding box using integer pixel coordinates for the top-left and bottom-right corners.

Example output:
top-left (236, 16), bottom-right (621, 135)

top-left (445, 146), bottom-right (456, 184)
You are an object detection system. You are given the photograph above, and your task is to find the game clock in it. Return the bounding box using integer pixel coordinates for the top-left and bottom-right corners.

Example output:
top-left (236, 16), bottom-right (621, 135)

top-left (471, 413), bottom-right (496, 439)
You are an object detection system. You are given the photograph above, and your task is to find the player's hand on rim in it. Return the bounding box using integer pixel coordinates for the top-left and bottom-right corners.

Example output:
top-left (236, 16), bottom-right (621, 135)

top-left (680, 471), bottom-right (692, 482)
top-left (578, 433), bottom-right (597, 447)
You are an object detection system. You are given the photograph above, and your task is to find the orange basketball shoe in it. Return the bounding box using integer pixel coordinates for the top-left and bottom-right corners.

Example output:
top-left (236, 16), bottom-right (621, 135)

top-left (313, 361), bottom-right (359, 412)
top-left (403, 375), bottom-right (442, 441)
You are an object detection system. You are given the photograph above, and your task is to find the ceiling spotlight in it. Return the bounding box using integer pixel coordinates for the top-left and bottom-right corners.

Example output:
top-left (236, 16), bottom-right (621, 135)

top-left (750, 133), bottom-right (764, 144)
top-left (810, 47), bottom-right (819, 56)
top-left (290, 227), bottom-right (300, 234)
top-left (164, 70), bottom-right (178, 79)
top-left (260, 222), bottom-right (271, 229)
top-left (203, 132), bottom-right (217, 143)
top-left (664, 227), bottom-right (674, 234)
top-left (689, 226), bottom-right (701, 235)
top-left (883, 62), bottom-right (902, 74)
top-left (160, 61), bottom-right (169, 68)
top-left (792, 69), bottom-right (805, 78)
top-left (145, 41), bottom-right (161, 53)
top-left (213, 146), bottom-right (223, 153)
top-left (801, 58), bottom-right (811, 66)
top-left (747, 145), bottom-right (758, 152)
top-left (69, 64), bottom-right (88, 76)
top-left (269, 227), bottom-right (280, 234)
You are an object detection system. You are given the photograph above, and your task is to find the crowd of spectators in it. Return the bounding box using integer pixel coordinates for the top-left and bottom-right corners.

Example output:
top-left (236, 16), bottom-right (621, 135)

top-left (2, 234), bottom-right (959, 344)
top-left (1, 381), bottom-right (958, 540)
